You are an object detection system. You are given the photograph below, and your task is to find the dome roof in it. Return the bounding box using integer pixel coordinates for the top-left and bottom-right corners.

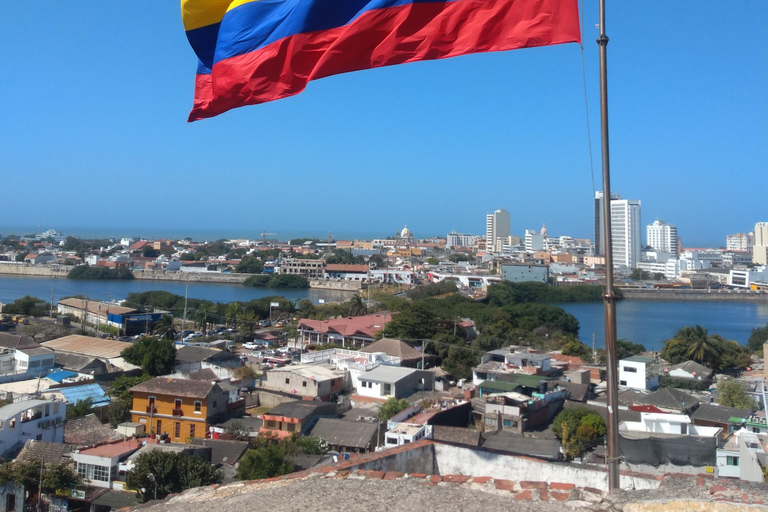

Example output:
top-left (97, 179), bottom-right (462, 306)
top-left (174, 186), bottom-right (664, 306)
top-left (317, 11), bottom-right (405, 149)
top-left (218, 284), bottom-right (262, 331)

top-left (400, 225), bottom-right (412, 238)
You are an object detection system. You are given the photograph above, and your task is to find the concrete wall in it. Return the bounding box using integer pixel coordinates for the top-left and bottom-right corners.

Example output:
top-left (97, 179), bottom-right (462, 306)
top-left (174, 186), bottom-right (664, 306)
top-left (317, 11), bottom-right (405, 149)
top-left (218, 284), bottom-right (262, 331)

top-left (0, 262), bottom-right (73, 277)
top-left (621, 289), bottom-right (768, 303)
top-left (432, 444), bottom-right (660, 492)
top-left (133, 270), bottom-right (249, 283)
top-left (308, 279), bottom-right (362, 291)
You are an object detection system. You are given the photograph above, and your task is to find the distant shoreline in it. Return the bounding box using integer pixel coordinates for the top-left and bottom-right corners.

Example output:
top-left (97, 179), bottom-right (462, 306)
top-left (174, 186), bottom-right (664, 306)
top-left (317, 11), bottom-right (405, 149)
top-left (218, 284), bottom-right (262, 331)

top-left (620, 288), bottom-right (768, 303)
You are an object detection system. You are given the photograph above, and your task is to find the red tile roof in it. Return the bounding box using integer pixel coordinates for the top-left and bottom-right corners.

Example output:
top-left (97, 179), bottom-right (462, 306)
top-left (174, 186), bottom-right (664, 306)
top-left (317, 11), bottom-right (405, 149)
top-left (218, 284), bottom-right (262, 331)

top-left (298, 313), bottom-right (391, 338)
top-left (325, 264), bottom-right (369, 273)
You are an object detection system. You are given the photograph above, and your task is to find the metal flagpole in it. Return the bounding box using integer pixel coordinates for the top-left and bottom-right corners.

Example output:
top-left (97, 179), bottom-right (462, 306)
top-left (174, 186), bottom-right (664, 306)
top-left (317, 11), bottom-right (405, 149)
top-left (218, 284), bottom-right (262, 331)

top-left (597, 0), bottom-right (620, 492)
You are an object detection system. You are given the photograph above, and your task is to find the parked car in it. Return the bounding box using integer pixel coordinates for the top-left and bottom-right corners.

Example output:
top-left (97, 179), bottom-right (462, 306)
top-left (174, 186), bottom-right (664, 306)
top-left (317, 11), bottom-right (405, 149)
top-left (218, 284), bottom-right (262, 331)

top-left (184, 332), bottom-right (203, 342)
top-left (243, 342), bottom-right (258, 350)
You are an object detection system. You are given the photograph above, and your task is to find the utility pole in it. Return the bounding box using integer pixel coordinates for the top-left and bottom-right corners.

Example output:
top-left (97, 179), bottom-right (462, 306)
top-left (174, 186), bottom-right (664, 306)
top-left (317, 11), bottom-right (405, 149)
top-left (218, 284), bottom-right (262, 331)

top-left (421, 339), bottom-right (426, 370)
top-left (598, 0), bottom-right (620, 492)
top-left (96, 305), bottom-right (101, 338)
top-left (49, 281), bottom-right (55, 318)
top-left (182, 276), bottom-right (189, 338)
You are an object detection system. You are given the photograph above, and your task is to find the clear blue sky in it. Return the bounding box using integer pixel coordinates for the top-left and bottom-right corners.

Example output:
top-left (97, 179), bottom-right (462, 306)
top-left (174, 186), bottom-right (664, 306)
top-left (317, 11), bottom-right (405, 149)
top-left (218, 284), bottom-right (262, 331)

top-left (1, 2), bottom-right (765, 246)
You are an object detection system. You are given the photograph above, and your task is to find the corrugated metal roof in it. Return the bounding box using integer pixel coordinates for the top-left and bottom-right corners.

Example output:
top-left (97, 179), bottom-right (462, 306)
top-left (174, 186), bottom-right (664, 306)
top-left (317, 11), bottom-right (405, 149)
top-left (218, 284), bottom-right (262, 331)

top-left (60, 383), bottom-right (110, 407)
top-left (46, 370), bottom-right (78, 383)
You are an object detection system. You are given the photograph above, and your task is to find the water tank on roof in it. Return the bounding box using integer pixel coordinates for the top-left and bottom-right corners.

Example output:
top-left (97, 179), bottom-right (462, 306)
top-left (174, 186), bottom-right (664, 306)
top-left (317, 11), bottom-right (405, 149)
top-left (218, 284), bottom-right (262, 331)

top-left (538, 381), bottom-right (548, 395)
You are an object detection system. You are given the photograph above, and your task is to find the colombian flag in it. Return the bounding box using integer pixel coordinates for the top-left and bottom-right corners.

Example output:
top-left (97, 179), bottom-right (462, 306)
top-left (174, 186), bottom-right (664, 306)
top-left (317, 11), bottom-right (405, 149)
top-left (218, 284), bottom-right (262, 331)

top-left (183, 0), bottom-right (581, 121)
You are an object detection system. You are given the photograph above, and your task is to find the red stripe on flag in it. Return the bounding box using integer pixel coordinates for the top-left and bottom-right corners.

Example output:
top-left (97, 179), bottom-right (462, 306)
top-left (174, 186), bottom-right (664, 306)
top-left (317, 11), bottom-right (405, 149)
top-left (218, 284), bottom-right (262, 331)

top-left (188, 0), bottom-right (579, 121)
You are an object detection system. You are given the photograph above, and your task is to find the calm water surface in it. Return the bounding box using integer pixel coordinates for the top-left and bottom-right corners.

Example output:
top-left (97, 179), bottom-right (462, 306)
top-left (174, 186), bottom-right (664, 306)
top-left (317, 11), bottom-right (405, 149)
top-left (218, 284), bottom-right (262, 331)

top-left (556, 300), bottom-right (768, 351)
top-left (0, 275), bottom-right (354, 306)
top-left (2, 275), bottom-right (766, 351)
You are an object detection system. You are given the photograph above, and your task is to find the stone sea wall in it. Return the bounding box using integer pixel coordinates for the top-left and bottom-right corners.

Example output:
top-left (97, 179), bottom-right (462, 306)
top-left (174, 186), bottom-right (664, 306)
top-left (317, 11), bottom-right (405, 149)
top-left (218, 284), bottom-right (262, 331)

top-left (621, 288), bottom-right (768, 303)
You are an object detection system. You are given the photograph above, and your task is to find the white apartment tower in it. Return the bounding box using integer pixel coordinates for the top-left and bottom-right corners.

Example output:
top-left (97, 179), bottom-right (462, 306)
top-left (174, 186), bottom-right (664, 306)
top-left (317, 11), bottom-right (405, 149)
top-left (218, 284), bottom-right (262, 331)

top-left (595, 192), bottom-right (641, 269)
top-left (726, 232), bottom-right (754, 252)
top-left (753, 222), bottom-right (768, 265)
top-left (647, 220), bottom-right (678, 257)
top-left (447, 231), bottom-right (476, 249)
top-left (485, 209), bottom-right (510, 253)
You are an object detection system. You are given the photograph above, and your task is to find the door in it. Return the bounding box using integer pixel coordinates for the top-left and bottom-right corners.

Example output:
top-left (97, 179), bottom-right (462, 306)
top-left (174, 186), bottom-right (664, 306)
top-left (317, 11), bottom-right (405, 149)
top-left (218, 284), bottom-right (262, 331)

top-left (156, 419), bottom-right (162, 434)
top-left (6, 493), bottom-right (15, 512)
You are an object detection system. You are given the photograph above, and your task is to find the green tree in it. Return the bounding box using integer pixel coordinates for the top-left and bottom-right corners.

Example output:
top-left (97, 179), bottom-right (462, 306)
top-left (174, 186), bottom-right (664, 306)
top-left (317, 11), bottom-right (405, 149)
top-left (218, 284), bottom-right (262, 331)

top-left (295, 436), bottom-right (328, 455)
top-left (378, 397), bottom-right (411, 421)
top-left (194, 304), bottom-right (214, 332)
top-left (237, 444), bottom-right (295, 480)
top-left (348, 294), bottom-right (367, 316)
top-left (224, 420), bottom-right (249, 441)
top-left (551, 408), bottom-right (606, 458)
top-left (296, 299), bottom-right (316, 318)
top-left (107, 374), bottom-right (152, 427)
top-left (235, 256), bottom-right (263, 274)
top-left (718, 379), bottom-right (754, 409)
top-left (2, 295), bottom-right (47, 315)
top-left (121, 337), bottom-right (176, 376)
top-left (561, 340), bottom-right (592, 361)
top-left (426, 257), bottom-right (439, 265)
top-left (153, 314), bottom-right (176, 341)
top-left (125, 451), bottom-right (222, 502)
top-left (629, 268), bottom-right (652, 280)
top-left (0, 460), bottom-right (82, 496)
top-left (67, 397), bottom-right (94, 420)
top-left (225, 302), bottom-right (242, 327)
top-left (748, 324), bottom-right (768, 353)
top-left (142, 246), bottom-right (160, 258)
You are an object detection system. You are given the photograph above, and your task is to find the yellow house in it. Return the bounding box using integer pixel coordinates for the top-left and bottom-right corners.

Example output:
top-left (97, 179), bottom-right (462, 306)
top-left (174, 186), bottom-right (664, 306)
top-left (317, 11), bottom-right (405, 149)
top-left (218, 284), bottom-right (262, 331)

top-left (129, 377), bottom-right (228, 441)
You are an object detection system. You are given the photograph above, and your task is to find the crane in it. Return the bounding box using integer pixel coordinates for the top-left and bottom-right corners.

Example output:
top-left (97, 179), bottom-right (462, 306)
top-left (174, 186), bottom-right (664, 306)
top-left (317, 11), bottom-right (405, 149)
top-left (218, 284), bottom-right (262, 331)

top-left (260, 231), bottom-right (277, 246)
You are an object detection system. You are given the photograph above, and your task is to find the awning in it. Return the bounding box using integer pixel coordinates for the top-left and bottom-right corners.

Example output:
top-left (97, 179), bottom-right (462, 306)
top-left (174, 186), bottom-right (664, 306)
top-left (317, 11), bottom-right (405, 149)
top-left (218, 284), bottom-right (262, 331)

top-left (92, 490), bottom-right (142, 510)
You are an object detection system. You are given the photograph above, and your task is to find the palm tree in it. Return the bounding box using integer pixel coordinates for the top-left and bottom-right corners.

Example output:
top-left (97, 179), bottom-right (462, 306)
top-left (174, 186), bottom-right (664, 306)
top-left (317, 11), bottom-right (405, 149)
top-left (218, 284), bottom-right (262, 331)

top-left (153, 314), bottom-right (176, 340)
top-left (348, 294), bottom-right (367, 317)
top-left (195, 305), bottom-right (212, 333)
top-left (238, 310), bottom-right (257, 340)
top-left (225, 302), bottom-right (242, 328)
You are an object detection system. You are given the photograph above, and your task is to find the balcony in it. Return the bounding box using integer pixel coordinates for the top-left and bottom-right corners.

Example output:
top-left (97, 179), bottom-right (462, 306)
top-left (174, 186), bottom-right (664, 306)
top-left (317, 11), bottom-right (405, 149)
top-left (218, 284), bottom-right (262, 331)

top-left (145, 405), bottom-right (157, 414)
top-left (172, 408), bottom-right (184, 417)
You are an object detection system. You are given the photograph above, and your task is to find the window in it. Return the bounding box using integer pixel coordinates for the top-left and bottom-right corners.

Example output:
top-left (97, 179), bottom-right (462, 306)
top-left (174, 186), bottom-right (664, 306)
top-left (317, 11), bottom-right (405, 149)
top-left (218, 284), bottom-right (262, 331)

top-left (503, 420), bottom-right (512, 427)
top-left (302, 381), bottom-right (307, 387)
top-left (175, 422), bottom-right (181, 438)
top-left (53, 403), bottom-right (60, 414)
top-left (285, 378), bottom-right (290, 384)
top-left (623, 366), bottom-right (637, 373)
top-left (212, 401), bottom-right (217, 408)
top-left (190, 424), bottom-right (196, 437)
top-left (485, 418), bottom-right (498, 427)
top-left (9, 418), bottom-right (15, 430)
top-left (620, 380), bottom-right (627, 386)
top-left (44, 404), bottom-right (50, 417)
top-left (149, 396), bottom-right (156, 405)
top-left (29, 360), bottom-right (40, 368)
top-left (383, 383), bottom-right (392, 395)
top-left (286, 423), bottom-right (296, 432)
top-left (727, 456), bottom-right (740, 466)
top-left (194, 401), bottom-right (202, 413)
top-left (266, 420), bottom-right (276, 428)
top-left (174, 399), bottom-right (182, 409)
top-left (77, 463), bottom-right (111, 482)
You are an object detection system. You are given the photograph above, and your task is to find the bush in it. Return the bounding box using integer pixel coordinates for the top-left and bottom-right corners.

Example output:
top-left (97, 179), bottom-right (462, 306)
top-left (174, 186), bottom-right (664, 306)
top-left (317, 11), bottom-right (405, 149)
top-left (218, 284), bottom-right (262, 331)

top-left (243, 274), bottom-right (309, 288)
top-left (68, 265), bottom-right (134, 280)
top-left (658, 375), bottom-right (709, 392)
top-left (552, 407), bottom-right (606, 458)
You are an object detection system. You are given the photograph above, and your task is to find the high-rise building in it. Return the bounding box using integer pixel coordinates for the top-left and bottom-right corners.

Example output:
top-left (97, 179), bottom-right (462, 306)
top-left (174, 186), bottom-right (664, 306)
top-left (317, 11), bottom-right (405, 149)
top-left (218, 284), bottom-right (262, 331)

top-left (753, 222), bottom-right (768, 265)
top-left (485, 209), bottom-right (510, 253)
top-left (726, 232), bottom-right (754, 252)
top-left (447, 231), bottom-right (476, 249)
top-left (594, 192), bottom-right (641, 269)
top-left (647, 220), bottom-right (678, 256)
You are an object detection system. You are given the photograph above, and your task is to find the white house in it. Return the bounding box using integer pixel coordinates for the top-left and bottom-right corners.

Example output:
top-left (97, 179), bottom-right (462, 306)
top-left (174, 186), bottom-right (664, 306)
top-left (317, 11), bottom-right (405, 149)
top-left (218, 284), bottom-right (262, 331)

top-left (71, 438), bottom-right (144, 489)
top-left (356, 366), bottom-right (434, 399)
top-left (717, 430), bottom-right (767, 482)
top-left (384, 423), bottom-right (432, 448)
top-left (620, 412), bottom-right (721, 437)
top-left (618, 356), bottom-right (659, 390)
top-left (0, 400), bottom-right (66, 457)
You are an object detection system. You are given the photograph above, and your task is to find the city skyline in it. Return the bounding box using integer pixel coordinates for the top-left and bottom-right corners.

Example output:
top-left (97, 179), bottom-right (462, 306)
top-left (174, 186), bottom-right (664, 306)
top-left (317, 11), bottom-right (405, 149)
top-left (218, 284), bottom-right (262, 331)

top-left (0, 3), bottom-right (766, 247)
